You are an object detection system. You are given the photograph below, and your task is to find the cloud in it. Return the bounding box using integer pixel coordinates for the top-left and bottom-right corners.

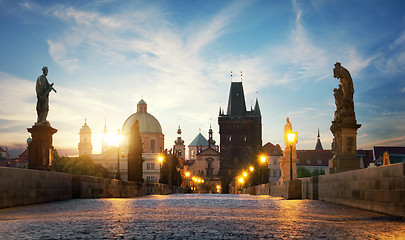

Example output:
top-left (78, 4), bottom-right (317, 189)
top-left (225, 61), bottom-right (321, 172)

top-left (375, 30), bottom-right (405, 76)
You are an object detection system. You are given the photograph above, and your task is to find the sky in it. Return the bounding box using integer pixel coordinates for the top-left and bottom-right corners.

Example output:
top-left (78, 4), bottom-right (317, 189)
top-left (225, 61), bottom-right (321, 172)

top-left (0, 0), bottom-right (404, 158)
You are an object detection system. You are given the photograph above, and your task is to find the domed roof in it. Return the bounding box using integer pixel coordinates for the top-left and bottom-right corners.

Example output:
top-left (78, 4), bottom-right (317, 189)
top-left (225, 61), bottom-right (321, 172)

top-left (121, 99), bottom-right (162, 135)
top-left (80, 121), bottom-right (91, 134)
top-left (138, 99), bottom-right (147, 105)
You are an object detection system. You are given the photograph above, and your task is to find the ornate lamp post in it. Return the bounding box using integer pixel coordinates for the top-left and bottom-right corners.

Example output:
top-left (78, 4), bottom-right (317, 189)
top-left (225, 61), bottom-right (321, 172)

top-left (249, 166), bottom-right (254, 187)
top-left (158, 155), bottom-right (163, 183)
top-left (260, 155), bottom-right (266, 184)
top-left (185, 171), bottom-right (190, 190)
top-left (287, 133), bottom-right (296, 181)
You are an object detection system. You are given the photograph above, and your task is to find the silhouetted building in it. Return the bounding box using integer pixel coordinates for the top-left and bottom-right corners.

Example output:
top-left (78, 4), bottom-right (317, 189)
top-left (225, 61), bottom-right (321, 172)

top-left (218, 81), bottom-right (262, 193)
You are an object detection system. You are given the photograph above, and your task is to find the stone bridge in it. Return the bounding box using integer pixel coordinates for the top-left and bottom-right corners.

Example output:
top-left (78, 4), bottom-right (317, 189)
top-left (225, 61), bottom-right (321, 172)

top-left (0, 163), bottom-right (404, 239)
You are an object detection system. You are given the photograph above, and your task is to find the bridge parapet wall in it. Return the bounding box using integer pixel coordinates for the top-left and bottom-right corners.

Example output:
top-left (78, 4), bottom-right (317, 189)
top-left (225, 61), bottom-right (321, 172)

top-left (1, 167), bottom-right (185, 209)
top-left (0, 167), bottom-right (72, 209)
top-left (318, 162), bottom-right (404, 217)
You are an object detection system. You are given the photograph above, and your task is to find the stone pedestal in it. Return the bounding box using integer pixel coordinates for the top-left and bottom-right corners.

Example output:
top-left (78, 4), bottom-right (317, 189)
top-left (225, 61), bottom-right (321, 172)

top-left (27, 124), bottom-right (57, 170)
top-left (279, 156), bottom-right (298, 181)
top-left (327, 120), bottom-right (361, 174)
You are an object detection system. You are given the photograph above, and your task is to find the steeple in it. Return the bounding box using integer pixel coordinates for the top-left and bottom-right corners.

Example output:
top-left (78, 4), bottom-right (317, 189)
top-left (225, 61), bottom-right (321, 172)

top-left (175, 125), bottom-right (184, 145)
top-left (315, 129), bottom-right (323, 150)
top-left (102, 118), bottom-right (109, 152)
top-left (208, 123), bottom-right (216, 148)
top-left (226, 82), bottom-right (247, 116)
top-left (174, 125), bottom-right (185, 159)
top-left (103, 117), bottom-right (107, 134)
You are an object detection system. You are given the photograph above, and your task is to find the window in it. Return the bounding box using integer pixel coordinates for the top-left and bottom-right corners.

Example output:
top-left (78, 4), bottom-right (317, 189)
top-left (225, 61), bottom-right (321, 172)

top-left (147, 163), bottom-right (154, 169)
top-left (151, 139), bottom-right (156, 152)
top-left (146, 176), bottom-right (155, 183)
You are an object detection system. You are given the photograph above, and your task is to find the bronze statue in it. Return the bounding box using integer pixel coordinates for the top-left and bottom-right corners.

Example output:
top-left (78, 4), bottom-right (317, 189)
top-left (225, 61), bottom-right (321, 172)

top-left (36, 67), bottom-right (56, 124)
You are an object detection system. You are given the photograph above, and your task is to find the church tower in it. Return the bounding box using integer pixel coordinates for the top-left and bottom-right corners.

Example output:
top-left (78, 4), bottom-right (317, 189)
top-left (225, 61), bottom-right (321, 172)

top-left (173, 125), bottom-right (185, 159)
top-left (78, 119), bottom-right (93, 155)
top-left (101, 118), bottom-right (109, 152)
top-left (218, 80), bottom-right (262, 193)
top-left (208, 124), bottom-right (216, 148)
top-left (315, 129), bottom-right (323, 150)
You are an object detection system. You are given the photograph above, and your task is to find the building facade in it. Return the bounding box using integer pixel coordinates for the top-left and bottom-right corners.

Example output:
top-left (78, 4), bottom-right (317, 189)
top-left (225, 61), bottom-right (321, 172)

top-left (92, 99), bottom-right (165, 182)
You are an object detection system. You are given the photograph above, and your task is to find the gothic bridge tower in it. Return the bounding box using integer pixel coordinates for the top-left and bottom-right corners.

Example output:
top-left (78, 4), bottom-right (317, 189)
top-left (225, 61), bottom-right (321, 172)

top-left (218, 80), bottom-right (262, 193)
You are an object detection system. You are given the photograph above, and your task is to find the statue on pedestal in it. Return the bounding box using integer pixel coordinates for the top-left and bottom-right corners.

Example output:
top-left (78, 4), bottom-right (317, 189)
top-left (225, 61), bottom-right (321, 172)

top-left (279, 117), bottom-right (298, 181)
top-left (27, 67), bottom-right (58, 170)
top-left (127, 120), bottom-right (144, 182)
top-left (328, 62), bottom-right (361, 174)
top-left (36, 66), bottom-right (56, 125)
top-left (332, 62), bottom-right (355, 123)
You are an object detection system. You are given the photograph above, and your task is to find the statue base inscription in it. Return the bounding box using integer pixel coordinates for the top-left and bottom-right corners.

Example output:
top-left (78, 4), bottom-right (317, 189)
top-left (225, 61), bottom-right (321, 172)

top-left (27, 124), bottom-right (57, 170)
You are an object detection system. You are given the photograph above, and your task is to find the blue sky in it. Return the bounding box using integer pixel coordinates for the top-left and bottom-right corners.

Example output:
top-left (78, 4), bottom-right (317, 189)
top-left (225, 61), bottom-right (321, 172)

top-left (0, 0), bottom-right (404, 157)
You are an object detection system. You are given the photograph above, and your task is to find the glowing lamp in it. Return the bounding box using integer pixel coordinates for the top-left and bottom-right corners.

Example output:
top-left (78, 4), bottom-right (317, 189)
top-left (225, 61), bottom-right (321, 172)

top-left (287, 133), bottom-right (296, 144)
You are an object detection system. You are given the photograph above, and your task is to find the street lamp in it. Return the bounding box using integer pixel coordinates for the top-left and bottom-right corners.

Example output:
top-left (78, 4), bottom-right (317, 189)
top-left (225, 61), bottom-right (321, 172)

top-left (287, 133), bottom-right (296, 181)
top-left (158, 155), bottom-right (163, 183)
top-left (185, 171), bottom-right (190, 190)
top-left (259, 155), bottom-right (266, 184)
top-left (114, 129), bottom-right (122, 180)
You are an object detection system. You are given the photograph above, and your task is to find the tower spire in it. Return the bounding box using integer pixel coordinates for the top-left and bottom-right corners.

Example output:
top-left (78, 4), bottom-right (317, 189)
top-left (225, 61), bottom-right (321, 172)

top-left (315, 128), bottom-right (323, 150)
top-left (103, 117), bottom-right (107, 134)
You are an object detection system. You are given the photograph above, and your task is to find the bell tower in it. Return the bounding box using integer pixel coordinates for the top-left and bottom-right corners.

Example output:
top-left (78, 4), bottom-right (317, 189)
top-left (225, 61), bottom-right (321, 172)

top-left (173, 125), bottom-right (185, 159)
top-left (78, 119), bottom-right (93, 155)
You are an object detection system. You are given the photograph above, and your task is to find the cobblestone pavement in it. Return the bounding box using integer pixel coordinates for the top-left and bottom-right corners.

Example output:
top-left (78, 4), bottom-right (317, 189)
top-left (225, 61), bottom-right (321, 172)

top-left (0, 194), bottom-right (404, 239)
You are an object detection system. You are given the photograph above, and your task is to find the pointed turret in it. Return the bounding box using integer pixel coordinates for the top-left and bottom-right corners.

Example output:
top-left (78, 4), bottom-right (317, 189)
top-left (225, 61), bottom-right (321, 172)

top-left (254, 98), bottom-right (261, 116)
top-left (315, 129), bottom-right (323, 150)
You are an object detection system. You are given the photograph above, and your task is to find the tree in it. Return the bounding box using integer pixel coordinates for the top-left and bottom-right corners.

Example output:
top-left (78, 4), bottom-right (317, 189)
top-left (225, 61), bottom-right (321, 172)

top-left (52, 150), bottom-right (109, 178)
top-left (52, 149), bottom-right (68, 172)
top-left (297, 166), bottom-right (325, 178)
top-left (0, 153), bottom-right (7, 161)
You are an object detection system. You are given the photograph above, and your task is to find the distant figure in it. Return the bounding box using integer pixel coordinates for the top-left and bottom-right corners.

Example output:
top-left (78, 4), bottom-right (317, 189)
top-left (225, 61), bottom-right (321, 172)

top-left (382, 151), bottom-right (391, 166)
top-left (283, 117), bottom-right (293, 147)
top-left (36, 67), bottom-right (56, 124)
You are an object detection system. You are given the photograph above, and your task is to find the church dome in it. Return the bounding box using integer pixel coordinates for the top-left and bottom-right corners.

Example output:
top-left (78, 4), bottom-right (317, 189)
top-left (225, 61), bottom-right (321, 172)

top-left (121, 99), bottom-right (162, 135)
